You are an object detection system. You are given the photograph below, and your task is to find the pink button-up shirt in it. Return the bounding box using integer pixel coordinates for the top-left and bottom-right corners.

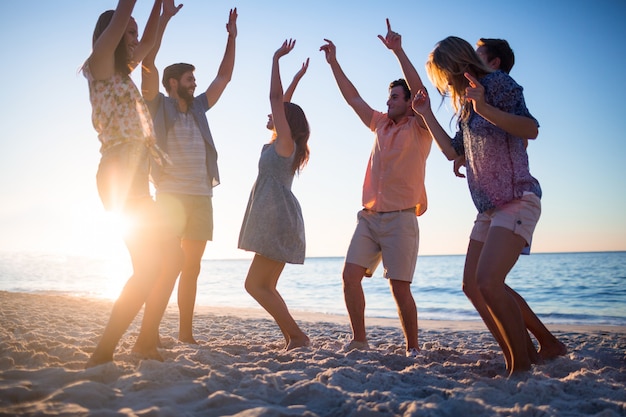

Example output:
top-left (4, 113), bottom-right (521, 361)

top-left (362, 111), bottom-right (432, 215)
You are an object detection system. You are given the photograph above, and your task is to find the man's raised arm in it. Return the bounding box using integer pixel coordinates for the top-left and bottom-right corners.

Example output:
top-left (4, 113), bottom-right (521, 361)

top-left (205, 8), bottom-right (238, 108)
top-left (141, 0), bottom-right (182, 101)
top-left (320, 39), bottom-right (374, 128)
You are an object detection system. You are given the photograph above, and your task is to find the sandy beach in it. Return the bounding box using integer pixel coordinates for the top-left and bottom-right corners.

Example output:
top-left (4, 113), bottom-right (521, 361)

top-left (0, 291), bottom-right (624, 416)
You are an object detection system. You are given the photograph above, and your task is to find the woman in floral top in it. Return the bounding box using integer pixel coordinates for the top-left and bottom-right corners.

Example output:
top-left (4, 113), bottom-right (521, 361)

top-left (412, 36), bottom-right (547, 376)
top-left (83, 0), bottom-right (182, 367)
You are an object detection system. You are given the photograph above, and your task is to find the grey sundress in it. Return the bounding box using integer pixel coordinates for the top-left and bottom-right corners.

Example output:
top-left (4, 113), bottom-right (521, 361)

top-left (238, 142), bottom-right (305, 264)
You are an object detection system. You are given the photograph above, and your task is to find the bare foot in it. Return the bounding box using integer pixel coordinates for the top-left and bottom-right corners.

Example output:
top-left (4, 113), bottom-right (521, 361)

top-left (343, 339), bottom-right (370, 352)
top-left (178, 335), bottom-right (199, 345)
top-left (507, 358), bottom-right (532, 378)
top-left (286, 335), bottom-right (310, 351)
top-left (538, 340), bottom-right (567, 360)
top-left (85, 352), bottom-right (113, 369)
top-left (131, 345), bottom-right (163, 361)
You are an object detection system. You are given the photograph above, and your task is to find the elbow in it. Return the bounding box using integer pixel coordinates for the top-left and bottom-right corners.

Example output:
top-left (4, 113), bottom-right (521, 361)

top-left (522, 119), bottom-right (539, 139)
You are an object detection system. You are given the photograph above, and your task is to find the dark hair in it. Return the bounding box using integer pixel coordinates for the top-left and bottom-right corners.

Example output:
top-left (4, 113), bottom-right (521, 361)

top-left (92, 10), bottom-right (131, 75)
top-left (162, 63), bottom-right (196, 92)
top-left (476, 38), bottom-right (515, 74)
top-left (389, 79), bottom-right (411, 100)
top-left (284, 102), bottom-right (310, 174)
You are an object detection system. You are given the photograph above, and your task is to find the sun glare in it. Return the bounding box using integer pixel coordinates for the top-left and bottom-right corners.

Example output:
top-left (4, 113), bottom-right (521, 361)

top-left (68, 202), bottom-right (130, 260)
top-left (102, 211), bottom-right (134, 240)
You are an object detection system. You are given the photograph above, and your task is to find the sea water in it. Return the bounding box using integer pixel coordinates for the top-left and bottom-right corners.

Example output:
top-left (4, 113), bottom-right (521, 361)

top-left (0, 251), bottom-right (624, 326)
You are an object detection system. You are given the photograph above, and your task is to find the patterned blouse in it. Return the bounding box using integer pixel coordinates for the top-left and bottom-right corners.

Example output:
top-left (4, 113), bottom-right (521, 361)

top-left (451, 70), bottom-right (541, 213)
top-left (84, 64), bottom-right (155, 153)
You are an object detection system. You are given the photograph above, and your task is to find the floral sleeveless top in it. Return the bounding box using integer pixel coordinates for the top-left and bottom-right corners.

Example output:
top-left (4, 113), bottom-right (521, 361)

top-left (83, 63), bottom-right (155, 153)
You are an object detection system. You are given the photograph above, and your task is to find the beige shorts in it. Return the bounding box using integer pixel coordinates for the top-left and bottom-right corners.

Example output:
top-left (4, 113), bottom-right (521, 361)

top-left (346, 209), bottom-right (419, 282)
top-left (156, 193), bottom-right (213, 241)
top-left (470, 192), bottom-right (541, 250)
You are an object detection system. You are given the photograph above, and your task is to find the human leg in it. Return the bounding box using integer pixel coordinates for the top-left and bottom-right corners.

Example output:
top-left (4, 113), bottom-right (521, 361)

top-left (462, 239), bottom-right (514, 369)
top-left (177, 239), bottom-right (207, 343)
top-left (507, 286), bottom-right (567, 359)
top-left (131, 235), bottom-right (183, 359)
top-left (244, 254), bottom-right (309, 350)
top-left (87, 200), bottom-right (164, 367)
top-left (342, 262), bottom-right (369, 347)
top-left (131, 193), bottom-right (185, 357)
top-left (378, 210), bottom-right (419, 352)
top-left (88, 145), bottom-right (178, 366)
top-left (477, 226), bottom-right (534, 375)
top-left (389, 279), bottom-right (419, 351)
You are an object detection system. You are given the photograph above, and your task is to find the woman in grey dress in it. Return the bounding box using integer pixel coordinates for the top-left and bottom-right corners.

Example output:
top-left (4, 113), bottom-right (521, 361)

top-left (238, 39), bottom-right (311, 350)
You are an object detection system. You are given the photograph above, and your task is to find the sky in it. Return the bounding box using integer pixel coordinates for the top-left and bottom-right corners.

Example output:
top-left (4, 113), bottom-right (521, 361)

top-left (0, 0), bottom-right (625, 261)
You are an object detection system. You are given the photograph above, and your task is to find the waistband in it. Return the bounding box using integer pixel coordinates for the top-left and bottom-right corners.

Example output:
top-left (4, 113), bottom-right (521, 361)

top-left (363, 207), bottom-right (415, 214)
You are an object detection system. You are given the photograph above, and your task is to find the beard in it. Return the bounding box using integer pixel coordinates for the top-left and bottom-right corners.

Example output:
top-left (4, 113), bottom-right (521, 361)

top-left (177, 85), bottom-right (194, 107)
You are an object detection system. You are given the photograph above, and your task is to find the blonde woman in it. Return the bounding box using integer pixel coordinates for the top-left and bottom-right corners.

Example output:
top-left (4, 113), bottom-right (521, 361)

top-left (412, 36), bottom-right (550, 376)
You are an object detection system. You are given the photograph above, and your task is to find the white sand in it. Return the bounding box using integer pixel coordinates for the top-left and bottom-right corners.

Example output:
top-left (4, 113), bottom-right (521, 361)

top-left (0, 291), bottom-right (624, 416)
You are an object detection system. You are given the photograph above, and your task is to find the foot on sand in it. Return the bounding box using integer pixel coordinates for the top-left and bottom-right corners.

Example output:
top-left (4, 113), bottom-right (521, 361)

top-left (85, 352), bottom-right (113, 369)
top-left (178, 335), bottom-right (199, 345)
top-left (538, 340), bottom-right (567, 360)
top-left (343, 340), bottom-right (370, 352)
top-left (286, 335), bottom-right (311, 351)
top-left (406, 347), bottom-right (421, 358)
top-left (131, 346), bottom-right (164, 361)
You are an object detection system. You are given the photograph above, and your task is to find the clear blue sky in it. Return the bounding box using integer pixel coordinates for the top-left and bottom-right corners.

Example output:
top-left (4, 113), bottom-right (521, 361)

top-left (0, 0), bottom-right (624, 260)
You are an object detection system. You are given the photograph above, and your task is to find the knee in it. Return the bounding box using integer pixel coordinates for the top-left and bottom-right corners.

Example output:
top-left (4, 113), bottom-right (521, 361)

top-left (462, 280), bottom-right (479, 301)
top-left (182, 263), bottom-right (201, 280)
top-left (475, 275), bottom-right (499, 301)
top-left (390, 280), bottom-right (413, 303)
top-left (342, 273), bottom-right (362, 294)
top-left (342, 263), bottom-right (365, 288)
top-left (244, 278), bottom-right (257, 296)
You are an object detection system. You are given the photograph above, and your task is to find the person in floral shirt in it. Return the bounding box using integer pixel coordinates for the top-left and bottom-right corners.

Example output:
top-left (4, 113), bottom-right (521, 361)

top-left (82, 0), bottom-right (182, 367)
top-left (412, 36), bottom-right (553, 376)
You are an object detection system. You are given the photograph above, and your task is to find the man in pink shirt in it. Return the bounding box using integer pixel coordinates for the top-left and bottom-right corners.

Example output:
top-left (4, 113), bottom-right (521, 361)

top-left (320, 20), bottom-right (433, 357)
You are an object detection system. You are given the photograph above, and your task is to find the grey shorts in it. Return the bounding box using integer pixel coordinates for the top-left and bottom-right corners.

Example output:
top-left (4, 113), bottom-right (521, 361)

top-left (470, 192), bottom-right (541, 251)
top-left (345, 209), bottom-right (419, 282)
top-left (156, 193), bottom-right (213, 241)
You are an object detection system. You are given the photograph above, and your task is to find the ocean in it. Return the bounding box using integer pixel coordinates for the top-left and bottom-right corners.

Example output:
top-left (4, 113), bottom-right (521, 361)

top-left (0, 251), bottom-right (624, 326)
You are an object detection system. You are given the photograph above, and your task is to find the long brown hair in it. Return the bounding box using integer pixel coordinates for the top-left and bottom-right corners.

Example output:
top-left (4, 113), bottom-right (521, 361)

top-left (92, 10), bottom-right (132, 75)
top-left (426, 36), bottom-right (493, 121)
top-left (284, 102), bottom-right (310, 174)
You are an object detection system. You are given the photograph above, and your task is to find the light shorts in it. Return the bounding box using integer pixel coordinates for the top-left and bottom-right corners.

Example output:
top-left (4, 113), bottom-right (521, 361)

top-left (345, 209), bottom-right (419, 282)
top-left (470, 192), bottom-right (541, 252)
top-left (156, 192), bottom-right (213, 241)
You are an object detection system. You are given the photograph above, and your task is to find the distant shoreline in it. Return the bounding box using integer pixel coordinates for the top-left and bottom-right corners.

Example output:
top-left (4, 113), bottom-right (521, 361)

top-left (2, 291), bottom-right (624, 334)
top-left (1, 250), bottom-right (625, 262)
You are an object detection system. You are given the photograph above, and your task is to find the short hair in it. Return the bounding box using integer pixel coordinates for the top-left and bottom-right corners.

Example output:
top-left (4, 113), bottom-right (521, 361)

top-left (476, 38), bottom-right (515, 74)
top-left (389, 79), bottom-right (411, 101)
top-left (162, 63), bottom-right (195, 92)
